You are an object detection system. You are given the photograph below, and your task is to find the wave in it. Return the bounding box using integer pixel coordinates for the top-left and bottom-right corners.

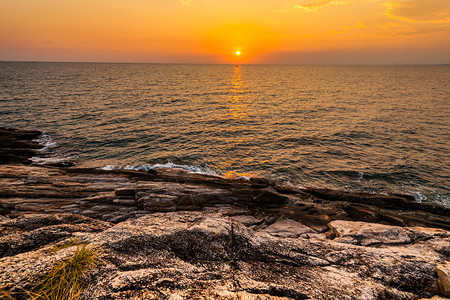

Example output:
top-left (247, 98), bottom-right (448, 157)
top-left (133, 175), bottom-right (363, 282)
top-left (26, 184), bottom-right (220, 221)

top-left (23, 133), bottom-right (450, 208)
top-left (31, 132), bottom-right (76, 166)
top-left (101, 162), bottom-right (219, 175)
top-left (100, 162), bottom-right (255, 180)
top-left (30, 155), bottom-right (77, 165)
top-left (410, 191), bottom-right (427, 202)
top-left (33, 133), bottom-right (58, 151)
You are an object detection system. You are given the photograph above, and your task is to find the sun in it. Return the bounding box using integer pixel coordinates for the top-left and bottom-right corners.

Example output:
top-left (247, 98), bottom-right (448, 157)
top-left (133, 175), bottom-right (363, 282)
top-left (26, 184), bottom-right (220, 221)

top-left (235, 50), bottom-right (241, 56)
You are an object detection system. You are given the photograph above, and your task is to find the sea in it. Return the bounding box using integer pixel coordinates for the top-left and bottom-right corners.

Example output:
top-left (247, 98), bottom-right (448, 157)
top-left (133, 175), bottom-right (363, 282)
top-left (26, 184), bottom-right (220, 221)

top-left (1, 62), bottom-right (449, 207)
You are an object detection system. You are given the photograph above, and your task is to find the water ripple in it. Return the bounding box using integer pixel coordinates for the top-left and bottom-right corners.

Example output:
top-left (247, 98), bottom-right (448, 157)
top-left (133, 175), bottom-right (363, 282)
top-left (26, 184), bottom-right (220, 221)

top-left (0, 62), bottom-right (448, 206)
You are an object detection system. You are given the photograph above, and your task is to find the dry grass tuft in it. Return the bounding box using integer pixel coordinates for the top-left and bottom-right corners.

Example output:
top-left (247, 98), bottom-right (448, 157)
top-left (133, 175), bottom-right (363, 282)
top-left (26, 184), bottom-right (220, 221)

top-left (48, 238), bottom-right (86, 253)
top-left (0, 286), bottom-right (16, 300)
top-left (31, 245), bottom-right (97, 300)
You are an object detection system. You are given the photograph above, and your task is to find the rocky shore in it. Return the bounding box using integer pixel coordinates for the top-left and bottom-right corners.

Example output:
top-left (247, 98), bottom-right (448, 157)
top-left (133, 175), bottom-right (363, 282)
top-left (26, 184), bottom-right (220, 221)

top-left (0, 128), bottom-right (449, 299)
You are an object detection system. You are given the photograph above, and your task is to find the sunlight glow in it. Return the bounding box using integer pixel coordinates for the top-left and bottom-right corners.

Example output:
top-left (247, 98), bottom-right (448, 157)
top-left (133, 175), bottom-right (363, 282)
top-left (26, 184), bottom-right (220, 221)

top-left (0, 0), bottom-right (449, 63)
top-left (204, 23), bottom-right (278, 63)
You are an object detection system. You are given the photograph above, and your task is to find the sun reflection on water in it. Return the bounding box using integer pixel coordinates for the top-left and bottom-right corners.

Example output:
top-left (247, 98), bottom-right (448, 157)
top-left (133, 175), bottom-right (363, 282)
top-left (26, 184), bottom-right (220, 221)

top-left (212, 65), bottom-right (260, 179)
top-left (228, 65), bottom-right (249, 120)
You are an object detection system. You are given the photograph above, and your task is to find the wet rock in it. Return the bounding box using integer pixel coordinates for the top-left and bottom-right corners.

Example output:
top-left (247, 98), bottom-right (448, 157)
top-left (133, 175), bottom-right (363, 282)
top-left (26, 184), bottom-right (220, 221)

top-left (1, 163), bottom-right (449, 231)
top-left (44, 160), bottom-right (77, 168)
top-left (303, 187), bottom-right (450, 217)
top-left (115, 187), bottom-right (136, 197)
top-left (0, 128), bottom-right (42, 165)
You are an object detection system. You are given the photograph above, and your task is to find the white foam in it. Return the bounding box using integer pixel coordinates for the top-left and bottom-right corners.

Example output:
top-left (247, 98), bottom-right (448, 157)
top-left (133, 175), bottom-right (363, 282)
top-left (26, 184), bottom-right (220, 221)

top-left (30, 155), bottom-right (77, 165)
top-left (33, 133), bottom-right (58, 151)
top-left (411, 191), bottom-right (427, 202)
top-left (139, 162), bottom-right (220, 176)
top-left (99, 162), bottom-right (256, 179)
top-left (101, 164), bottom-right (118, 171)
top-left (357, 172), bottom-right (364, 180)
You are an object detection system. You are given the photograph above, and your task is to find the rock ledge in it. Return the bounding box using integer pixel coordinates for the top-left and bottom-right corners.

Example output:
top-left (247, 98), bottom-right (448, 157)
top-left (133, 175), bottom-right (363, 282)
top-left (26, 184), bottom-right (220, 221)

top-left (1, 128), bottom-right (449, 299)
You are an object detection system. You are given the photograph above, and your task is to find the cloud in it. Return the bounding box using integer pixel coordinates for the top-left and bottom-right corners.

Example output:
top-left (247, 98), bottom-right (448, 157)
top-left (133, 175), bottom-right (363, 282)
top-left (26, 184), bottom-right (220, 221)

top-left (383, 23), bottom-right (450, 39)
top-left (332, 22), bottom-right (366, 34)
top-left (179, 0), bottom-right (192, 6)
top-left (359, 21), bottom-right (450, 42)
top-left (294, 0), bottom-right (344, 12)
top-left (385, 0), bottom-right (450, 23)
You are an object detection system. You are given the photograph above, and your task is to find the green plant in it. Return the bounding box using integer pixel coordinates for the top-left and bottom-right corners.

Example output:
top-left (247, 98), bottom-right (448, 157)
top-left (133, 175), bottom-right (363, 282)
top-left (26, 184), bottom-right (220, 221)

top-left (32, 245), bottom-right (97, 300)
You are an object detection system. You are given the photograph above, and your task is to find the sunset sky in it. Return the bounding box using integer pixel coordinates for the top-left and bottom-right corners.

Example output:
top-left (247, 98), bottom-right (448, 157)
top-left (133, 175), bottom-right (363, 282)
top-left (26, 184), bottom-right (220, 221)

top-left (1, 0), bottom-right (449, 64)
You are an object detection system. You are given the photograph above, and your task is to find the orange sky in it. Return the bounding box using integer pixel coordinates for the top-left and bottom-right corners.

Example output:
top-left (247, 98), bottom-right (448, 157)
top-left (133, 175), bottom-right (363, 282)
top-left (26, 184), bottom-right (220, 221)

top-left (0, 0), bottom-right (449, 64)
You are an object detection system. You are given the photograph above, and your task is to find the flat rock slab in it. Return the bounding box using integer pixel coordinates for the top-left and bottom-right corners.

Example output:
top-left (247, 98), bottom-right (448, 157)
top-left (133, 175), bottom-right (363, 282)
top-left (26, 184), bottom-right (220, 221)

top-left (0, 165), bottom-right (291, 222)
top-left (1, 212), bottom-right (449, 299)
top-left (263, 218), bottom-right (317, 238)
top-left (2, 164), bottom-right (450, 232)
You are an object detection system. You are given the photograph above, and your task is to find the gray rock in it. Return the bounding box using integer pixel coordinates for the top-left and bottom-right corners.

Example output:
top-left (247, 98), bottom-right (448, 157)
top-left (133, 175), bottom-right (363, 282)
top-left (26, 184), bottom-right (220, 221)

top-left (0, 209), bottom-right (447, 299)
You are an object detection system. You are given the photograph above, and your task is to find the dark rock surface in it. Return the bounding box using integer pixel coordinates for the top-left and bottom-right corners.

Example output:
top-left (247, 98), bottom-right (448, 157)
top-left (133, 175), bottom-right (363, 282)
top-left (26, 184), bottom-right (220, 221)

top-left (0, 128), bottom-right (42, 165)
top-left (0, 128), bottom-right (449, 299)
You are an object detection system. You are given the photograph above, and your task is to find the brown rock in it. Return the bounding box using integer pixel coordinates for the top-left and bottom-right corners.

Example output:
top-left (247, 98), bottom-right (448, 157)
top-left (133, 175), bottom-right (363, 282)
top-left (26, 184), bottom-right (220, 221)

top-left (346, 205), bottom-right (379, 223)
top-left (437, 262), bottom-right (450, 297)
top-left (115, 187), bottom-right (136, 197)
top-left (263, 218), bottom-right (316, 238)
top-left (328, 220), bottom-right (415, 246)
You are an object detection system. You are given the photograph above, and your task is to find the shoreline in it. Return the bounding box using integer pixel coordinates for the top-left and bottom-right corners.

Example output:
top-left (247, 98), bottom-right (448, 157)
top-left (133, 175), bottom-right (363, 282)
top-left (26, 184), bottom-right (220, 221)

top-left (1, 128), bottom-right (449, 299)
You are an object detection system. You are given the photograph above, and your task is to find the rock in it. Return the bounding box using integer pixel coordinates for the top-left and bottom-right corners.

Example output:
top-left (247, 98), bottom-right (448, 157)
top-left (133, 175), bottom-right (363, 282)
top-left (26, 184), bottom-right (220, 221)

top-left (0, 128), bottom-right (43, 165)
top-left (1, 163), bottom-right (449, 232)
top-left (1, 154), bottom-right (450, 299)
top-left (115, 187), bottom-right (136, 197)
top-left (0, 208), bottom-right (448, 299)
top-left (328, 220), bottom-right (415, 246)
top-left (346, 205), bottom-right (379, 223)
top-left (427, 239), bottom-right (450, 257)
top-left (0, 214), bottom-right (110, 257)
top-left (263, 218), bottom-right (316, 238)
top-left (303, 187), bottom-right (450, 217)
top-left (45, 160), bottom-right (77, 168)
top-left (230, 215), bottom-right (262, 227)
top-left (437, 262), bottom-right (450, 297)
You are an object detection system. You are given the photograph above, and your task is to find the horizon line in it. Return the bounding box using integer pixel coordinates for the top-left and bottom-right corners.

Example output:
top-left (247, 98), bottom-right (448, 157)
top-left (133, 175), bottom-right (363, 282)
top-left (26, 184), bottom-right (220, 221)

top-left (1, 60), bottom-right (449, 66)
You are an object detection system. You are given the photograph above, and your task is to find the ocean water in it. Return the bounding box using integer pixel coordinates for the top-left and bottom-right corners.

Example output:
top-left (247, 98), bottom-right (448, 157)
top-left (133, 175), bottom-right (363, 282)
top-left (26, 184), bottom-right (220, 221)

top-left (1, 62), bottom-right (449, 206)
